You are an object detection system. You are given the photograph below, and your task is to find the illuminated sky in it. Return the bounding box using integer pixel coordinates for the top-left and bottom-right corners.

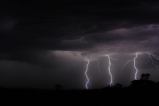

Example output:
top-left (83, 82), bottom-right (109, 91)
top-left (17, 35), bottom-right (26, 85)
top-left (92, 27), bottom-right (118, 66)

top-left (1, 0), bottom-right (159, 89)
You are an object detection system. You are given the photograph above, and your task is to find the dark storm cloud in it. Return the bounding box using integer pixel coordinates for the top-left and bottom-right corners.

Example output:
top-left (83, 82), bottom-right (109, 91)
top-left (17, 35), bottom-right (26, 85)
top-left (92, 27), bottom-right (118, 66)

top-left (1, 0), bottom-right (159, 88)
top-left (0, 1), bottom-right (158, 55)
top-left (1, 1), bottom-right (159, 52)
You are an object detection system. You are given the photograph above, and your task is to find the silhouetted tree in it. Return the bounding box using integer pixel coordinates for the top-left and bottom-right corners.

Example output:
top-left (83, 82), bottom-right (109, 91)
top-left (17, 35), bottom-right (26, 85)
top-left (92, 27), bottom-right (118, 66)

top-left (140, 73), bottom-right (150, 80)
top-left (130, 73), bottom-right (155, 88)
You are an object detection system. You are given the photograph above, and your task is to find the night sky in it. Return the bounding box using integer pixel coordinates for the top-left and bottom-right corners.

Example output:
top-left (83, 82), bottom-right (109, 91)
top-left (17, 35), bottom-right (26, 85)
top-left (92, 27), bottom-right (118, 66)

top-left (1, 0), bottom-right (159, 89)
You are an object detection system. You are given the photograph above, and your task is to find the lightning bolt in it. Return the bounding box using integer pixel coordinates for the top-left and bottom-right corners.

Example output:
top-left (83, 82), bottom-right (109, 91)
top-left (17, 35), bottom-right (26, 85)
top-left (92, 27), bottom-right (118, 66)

top-left (85, 59), bottom-right (90, 89)
top-left (105, 55), bottom-right (113, 86)
top-left (133, 52), bottom-right (139, 80)
top-left (133, 52), bottom-right (159, 80)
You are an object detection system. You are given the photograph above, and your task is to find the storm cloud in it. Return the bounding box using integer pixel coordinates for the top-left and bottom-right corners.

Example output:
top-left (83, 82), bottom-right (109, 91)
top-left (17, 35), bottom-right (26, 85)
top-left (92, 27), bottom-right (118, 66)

top-left (0, 0), bottom-right (159, 89)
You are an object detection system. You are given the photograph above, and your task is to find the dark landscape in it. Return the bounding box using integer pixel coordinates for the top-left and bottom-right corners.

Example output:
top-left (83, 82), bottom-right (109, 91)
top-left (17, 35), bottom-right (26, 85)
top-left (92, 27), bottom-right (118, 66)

top-left (1, 0), bottom-right (159, 105)
top-left (1, 73), bottom-right (158, 105)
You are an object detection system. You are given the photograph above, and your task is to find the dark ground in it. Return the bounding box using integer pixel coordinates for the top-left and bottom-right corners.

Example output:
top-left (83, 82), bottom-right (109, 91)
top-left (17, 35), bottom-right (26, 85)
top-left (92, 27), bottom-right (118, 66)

top-left (0, 87), bottom-right (158, 105)
top-left (1, 83), bottom-right (159, 105)
top-left (0, 74), bottom-right (158, 105)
